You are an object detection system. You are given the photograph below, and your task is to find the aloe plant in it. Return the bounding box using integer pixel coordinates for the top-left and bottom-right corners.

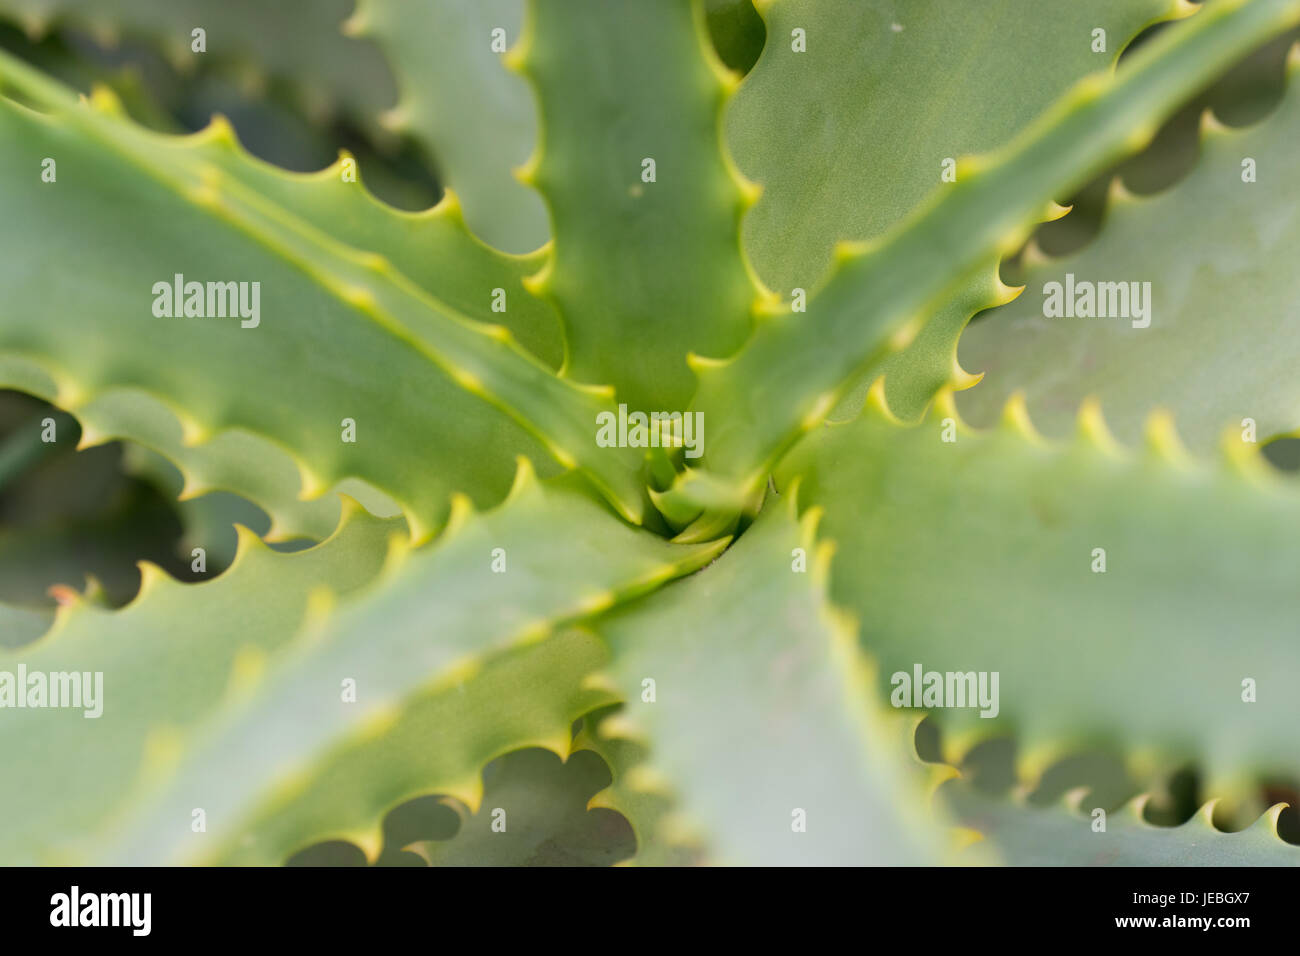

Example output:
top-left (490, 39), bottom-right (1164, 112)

top-left (0, 0), bottom-right (1298, 866)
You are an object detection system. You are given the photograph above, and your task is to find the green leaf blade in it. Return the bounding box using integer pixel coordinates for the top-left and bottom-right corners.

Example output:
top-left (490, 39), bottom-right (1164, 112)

top-left (959, 52), bottom-right (1300, 451)
top-left (779, 389), bottom-right (1300, 795)
top-left (595, 495), bottom-right (946, 865)
top-left (689, 0), bottom-right (1300, 500)
top-left (516, 0), bottom-right (760, 410)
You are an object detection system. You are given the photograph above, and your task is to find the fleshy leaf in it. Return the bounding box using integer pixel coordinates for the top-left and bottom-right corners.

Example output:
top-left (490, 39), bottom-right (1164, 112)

top-left (575, 712), bottom-right (701, 866)
top-left (0, 53), bottom-right (649, 535)
top-left (0, 497), bottom-right (400, 864)
top-left (731, 0), bottom-right (1178, 294)
top-left (218, 631), bottom-right (620, 866)
top-left (958, 46), bottom-right (1300, 451)
top-left (349, 0), bottom-right (549, 253)
top-left (687, 0), bottom-right (1300, 505)
top-left (513, 0), bottom-right (759, 410)
top-left (778, 384), bottom-right (1300, 797)
top-left (594, 493), bottom-right (945, 865)
top-left (74, 472), bottom-right (720, 865)
top-left (0, 0), bottom-right (397, 134)
top-left (0, 600), bottom-right (53, 648)
top-left (944, 778), bottom-right (1300, 865)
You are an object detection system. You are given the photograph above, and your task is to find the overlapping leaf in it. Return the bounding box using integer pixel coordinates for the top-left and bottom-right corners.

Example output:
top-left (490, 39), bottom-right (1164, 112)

top-left (726, 0), bottom-right (1184, 425)
top-left (779, 385), bottom-right (1300, 797)
top-left (592, 494), bottom-right (946, 865)
top-left (513, 0), bottom-right (759, 410)
top-left (683, 0), bottom-right (1300, 511)
top-left (0, 0), bottom-right (396, 132)
top-left (944, 778), bottom-right (1300, 865)
top-left (0, 54), bottom-right (649, 536)
top-left (730, 0), bottom-right (1176, 290)
top-left (78, 470), bottom-right (720, 865)
top-left (959, 48), bottom-right (1300, 451)
top-left (0, 497), bottom-right (399, 864)
top-left (574, 715), bottom-right (700, 865)
top-left (0, 467), bottom-right (720, 864)
top-left (349, 0), bottom-right (548, 253)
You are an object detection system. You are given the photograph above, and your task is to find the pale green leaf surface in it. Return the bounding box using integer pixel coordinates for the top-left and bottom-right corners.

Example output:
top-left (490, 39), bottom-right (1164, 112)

top-left (0, 601), bottom-right (53, 648)
top-left (217, 631), bottom-right (620, 866)
top-left (92, 474), bottom-right (720, 864)
top-left (351, 0), bottom-right (549, 253)
top-left (575, 715), bottom-right (700, 866)
top-left (0, 356), bottom-right (341, 543)
top-left (732, 0), bottom-right (1179, 422)
top-left (0, 499), bottom-right (400, 864)
top-left (0, 0), bottom-right (396, 131)
top-left (958, 55), bottom-right (1300, 451)
top-left (688, 0), bottom-right (1300, 502)
top-left (944, 779), bottom-right (1300, 865)
top-left (120, 442), bottom-right (293, 572)
top-left (731, 0), bottom-right (1177, 294)
top-left (595, 494), bottom-right (945, 865)
top-left (516, 0), bottom-right (758, 410)
top-left (778, 389), bottom-right (1300, 794)
top-left (108, 392), bottom-right (348, 544)
top-left (0, 55), bottom-right (649, 534)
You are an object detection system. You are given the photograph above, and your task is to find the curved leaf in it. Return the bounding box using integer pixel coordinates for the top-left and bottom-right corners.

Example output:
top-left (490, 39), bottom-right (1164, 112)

top-left (593, 493), bottom-right (946, 865)
top-left (0, 0), bottom-right (396, 133)
top-left (687, 0), bottom-right (1300, 505)
top-left (778, 383), bottom-right (1300, 797)
top-left (730, 0), bottom-right (1176, 293)
top-left (82, 470), bottom-right (720, 865)
top-left (348, 0), bottom-right (549, 253)
top-left (0, 497), bottom-right (400, 864)
top-left (0, 55), bottom-right (649, 535)
top-left (725, 0), bottom-right (1183, 425)
top-left (514, 0), bottom-right (759, 410)
top-left (944, 778), bottom-right (1300, 865)
top-left (575, 713), bottom-right (701, 866)
top-left (958, 48), bottom-right (1300, 451)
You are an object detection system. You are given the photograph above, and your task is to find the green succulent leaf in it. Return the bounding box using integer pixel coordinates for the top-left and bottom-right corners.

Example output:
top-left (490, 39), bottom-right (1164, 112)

top-left (687, 0), bottom-right (1300, 505)
top-left (593, 493), bottom-right (945, 865)
top-left (0, 0), bottom-right (396, 133)
top-left (514, 0), bottom-right (759, 410)
top-left (574, 713), bottom-right (701, 866)
top-left (0, 356), bottom-right (351, 543)
top-left (778, 386), bottom-right (1300, 797)
top-left (215, 630), bottom-right (620, 866)
top-left (66, 471), bottom-right (719, 865)
top-left (86, 387), bottom-right (350, 544)
top-left (732, 0), bottom-right (1185, 423)
top-left (0, 600), bottom-right (53, 648)
top-left (944, 778), bottom-right (1300, 865)
top-left (2, 0), bottom-right (1297, 873)
top-left (349, 0), bottom-right (549, 253)
top-left (0, 497), bottom-right (400, 864)
top-left (0, 53), bottom-right (650, 536)
top-left (732, 0), bottom-right (1178, 294)
top-left (958, 50), bottom-right (1300, 452)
